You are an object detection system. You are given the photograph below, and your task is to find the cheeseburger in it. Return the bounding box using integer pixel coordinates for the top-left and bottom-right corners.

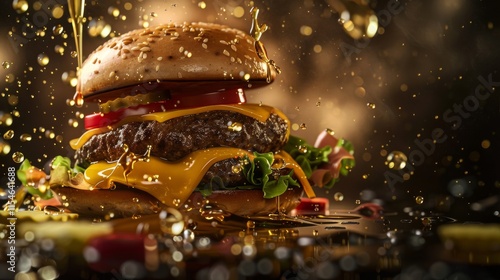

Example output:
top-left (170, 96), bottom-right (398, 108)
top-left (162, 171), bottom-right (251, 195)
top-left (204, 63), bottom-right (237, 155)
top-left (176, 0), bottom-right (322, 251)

top-left (17, 20), bottom-right (354, 218)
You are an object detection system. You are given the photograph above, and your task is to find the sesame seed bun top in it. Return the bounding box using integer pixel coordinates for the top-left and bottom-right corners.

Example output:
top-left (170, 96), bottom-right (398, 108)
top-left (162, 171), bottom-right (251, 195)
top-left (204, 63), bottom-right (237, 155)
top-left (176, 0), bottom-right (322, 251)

top-left (78, 22), bottom-right (277, 102)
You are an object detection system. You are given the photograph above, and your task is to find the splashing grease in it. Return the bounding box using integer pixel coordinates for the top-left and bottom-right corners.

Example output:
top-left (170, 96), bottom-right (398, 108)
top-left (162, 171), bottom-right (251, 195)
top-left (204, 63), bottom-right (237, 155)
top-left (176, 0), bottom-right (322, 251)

top-left (250, 7), bottom-right (281, 83)
top-left (67, 0), bottom-right (86, 107)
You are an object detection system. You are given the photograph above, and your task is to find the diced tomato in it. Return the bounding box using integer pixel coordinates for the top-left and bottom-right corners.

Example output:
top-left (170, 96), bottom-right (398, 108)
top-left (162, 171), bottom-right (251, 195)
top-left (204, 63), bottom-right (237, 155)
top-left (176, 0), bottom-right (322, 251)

top-left (84, 88), bottom-right (246, 130)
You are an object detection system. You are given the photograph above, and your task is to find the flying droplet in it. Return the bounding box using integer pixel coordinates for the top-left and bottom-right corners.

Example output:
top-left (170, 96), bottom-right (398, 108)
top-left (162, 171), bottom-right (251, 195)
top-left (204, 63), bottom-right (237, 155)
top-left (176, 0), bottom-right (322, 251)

top-left (231, 164), bottom-right (242, 174)
top-left (228, 122), bottom-right (242, 132)
top-left (386, 151), bottom-right (408, 170)
top-left (37, 53), bottom-right (50, 66)
top-left (54, 45), bottom-right (65, 55)
top-left (53, 24), bottom-right (64, 35)
top-left (415, 196), bottom-right (424, 204)
top-left (107, 6), bottom-right (120, 17)
top-left (3, 130), bottom-right (14, 140)
top-left (2, 61), bottom-right (11, 69)
top-left (333, 192), bottom-right (344, 202)
top-left (20, 133), bottom-right (32, 142)
top-left (159, 208), bottom-right (184, 235)
top-left (12, 151), bottom-right (25, 163)
top-left (12, 0), bottom-right (29, 14)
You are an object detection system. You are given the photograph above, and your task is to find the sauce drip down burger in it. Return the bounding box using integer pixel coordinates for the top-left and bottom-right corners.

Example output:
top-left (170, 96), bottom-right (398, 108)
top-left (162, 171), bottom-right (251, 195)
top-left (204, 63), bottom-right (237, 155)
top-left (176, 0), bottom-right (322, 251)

top-left (17, 18), bottom-right (355, 218)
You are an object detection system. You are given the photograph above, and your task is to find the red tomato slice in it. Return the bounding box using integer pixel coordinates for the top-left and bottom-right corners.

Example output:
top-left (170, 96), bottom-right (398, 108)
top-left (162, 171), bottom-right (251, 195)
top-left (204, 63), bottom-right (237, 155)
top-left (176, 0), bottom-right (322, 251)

top-left (84, 88), bottom-right (246, 130)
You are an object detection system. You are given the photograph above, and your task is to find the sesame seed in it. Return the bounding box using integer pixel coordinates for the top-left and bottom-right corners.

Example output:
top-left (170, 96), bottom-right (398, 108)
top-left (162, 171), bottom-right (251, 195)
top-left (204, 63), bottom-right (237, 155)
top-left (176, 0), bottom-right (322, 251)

top-left (223, 49), bottom-right (230, 56)
top-left (220, 40), bottom-right (228, 45)
top-left (155, 65), bottom-right (160, 72)
top-left (177, 72), bottom-right (182, 78)
top-left (231, 45), bottom-right (237, 52)
top-left (157, 56), bottom-right (163, 61)
top-left (140, 46), bottom-right (151, 52)
top-left (179, 46), bottom-right (184, 53)
top-left (202, 43), bottom-right (208, 49)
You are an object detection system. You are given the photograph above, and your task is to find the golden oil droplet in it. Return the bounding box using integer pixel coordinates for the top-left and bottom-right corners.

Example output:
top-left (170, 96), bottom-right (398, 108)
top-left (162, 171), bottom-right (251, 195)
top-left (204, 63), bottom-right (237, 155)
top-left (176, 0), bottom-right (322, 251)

top-left (3, 130), bottom-right (14, 140)
top-left (70, 51), bottom-right (78, 58)
top-left (45, 130), bottom-right (55, 139)
top-left (172, 198), bottom-right (181, 207)
top-left (246, 220), bottom-right (256, 229)
top-left (355, 199), bottom-right (361, 205)
top-left (73, 91), bottom-right (84, 107)
top-left (37, 53), bottom-right (49, 66)
top-left (0, 141), bottom-right (11, 155)
top-left (107, 6), bottom-right (120, 17)
top-left (20, 133), bottom-right (32, 142)
top-left (12, 0), bottom-right (29, 13)
top-left (271, 158), bottom-right (286, 170)
top-left (132, 197), bottom-right (140, 203)
top-left (68, 118), bottom-right (79, 128)
top-left (198, 1), bottom-right (207, 9)
top-left (299, 123), bottom-right (307, 130)
top-left (66, 99), bottom-right (76, 106)
top-left (159, 208), bottom-right (185, 235)
top-left (386, 151), bottom-right (408, 170)
top-left (54, 45), bottom-right (65, 55)
top-left (316, 101), bottom-right (321, 107)
top-left (415, 196), bottom-right (424, 204)
top-left (1, 61), bottom-right (11, 69)
top-left (12, 151), bottom-right (24, 163)
top-left (362, 174), bottom-right (369, 179)
top-left (298, 145), bottom-right (308, 154)
top-left (367, 102), bottom-right (376, 109)
top-left (312, 229), bottom-right (319, 236)
top-left (333, 192), bottom-right (344, 202)
top-left (231, 164), bottom-right (242, 174)
top-left (228, 122), bottom-right (242, 132)
top-left (53, 24), bottom-right (64, 35)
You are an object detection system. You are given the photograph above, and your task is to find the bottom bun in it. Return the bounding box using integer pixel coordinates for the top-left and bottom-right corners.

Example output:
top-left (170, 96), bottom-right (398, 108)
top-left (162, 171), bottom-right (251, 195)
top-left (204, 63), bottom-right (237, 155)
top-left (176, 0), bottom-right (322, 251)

top-left (51, 186), bottom-right (303, 219)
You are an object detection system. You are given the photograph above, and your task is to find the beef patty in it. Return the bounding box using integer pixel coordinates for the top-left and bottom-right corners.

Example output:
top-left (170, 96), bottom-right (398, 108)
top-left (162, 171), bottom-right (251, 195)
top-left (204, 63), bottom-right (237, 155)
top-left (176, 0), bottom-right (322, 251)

top-left (76, 110), bottom-right (288, 163)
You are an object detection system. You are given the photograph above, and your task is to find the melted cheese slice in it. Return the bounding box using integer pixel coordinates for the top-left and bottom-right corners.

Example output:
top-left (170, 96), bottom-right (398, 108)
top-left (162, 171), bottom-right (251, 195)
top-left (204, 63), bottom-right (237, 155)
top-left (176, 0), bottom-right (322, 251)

top-left (70, 104), bottom-right (289, 150)
top-left (83, 147), bottom-right (315, 208)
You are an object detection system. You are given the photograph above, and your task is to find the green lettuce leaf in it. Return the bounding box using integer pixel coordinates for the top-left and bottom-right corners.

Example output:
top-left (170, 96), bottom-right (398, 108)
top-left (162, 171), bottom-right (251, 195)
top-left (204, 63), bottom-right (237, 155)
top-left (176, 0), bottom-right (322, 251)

top-left (17, 159), bottom-right (53, 200)
top-left (284, 135), bottom-right (332, 177)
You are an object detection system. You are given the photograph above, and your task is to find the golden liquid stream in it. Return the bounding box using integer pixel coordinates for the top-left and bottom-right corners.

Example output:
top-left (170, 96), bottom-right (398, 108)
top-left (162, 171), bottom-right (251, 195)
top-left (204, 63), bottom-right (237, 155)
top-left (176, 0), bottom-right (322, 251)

top-left (67, 0), bottom-right (85, 107)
